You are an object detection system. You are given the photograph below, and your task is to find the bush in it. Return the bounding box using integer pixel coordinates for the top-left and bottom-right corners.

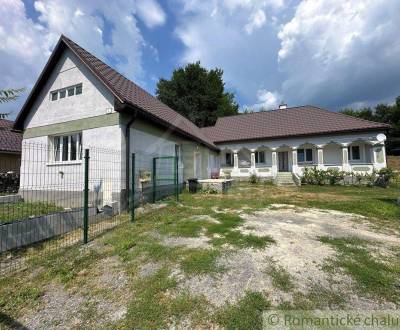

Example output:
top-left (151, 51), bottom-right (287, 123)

top-left (302, 167), bottom-right (327, 185)
top-left (326, 168), bottom-right (345, 185)
top-left (375, 168), bottom-right (396, 188)
top-left (200, 186), bottom-right (219, 195)
top-left (0, 171), bottom-right (19, 194)
top-left (249, 174), bottom-right (259, 184)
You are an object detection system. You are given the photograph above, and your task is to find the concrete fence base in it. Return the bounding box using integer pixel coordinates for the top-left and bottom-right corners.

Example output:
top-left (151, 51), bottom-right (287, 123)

top-left (0, 207), bottom-right (100, 252)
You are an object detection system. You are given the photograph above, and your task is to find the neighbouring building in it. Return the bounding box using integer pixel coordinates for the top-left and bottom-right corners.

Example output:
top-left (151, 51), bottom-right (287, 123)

top-left (200, 105), bottom-right (389, 182)
top-left (0, 119), bottom-right (22, 173)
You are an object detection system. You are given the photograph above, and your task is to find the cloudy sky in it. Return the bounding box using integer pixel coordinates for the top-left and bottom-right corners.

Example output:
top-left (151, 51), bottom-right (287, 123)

top-left (1, 0), bottom-right (400, 119)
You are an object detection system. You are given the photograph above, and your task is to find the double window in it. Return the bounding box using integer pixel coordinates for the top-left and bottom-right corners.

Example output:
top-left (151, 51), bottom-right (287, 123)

top-left (52, 133), bottom-right (82, 162)
top-left (51, 84), bottom-right (82, 101)
top-left (255, 151), bottom-right (265, 164)
top-left (348, 145), bottom-right (361, 161)
top-left (297, 148), bottom-right (313, 163)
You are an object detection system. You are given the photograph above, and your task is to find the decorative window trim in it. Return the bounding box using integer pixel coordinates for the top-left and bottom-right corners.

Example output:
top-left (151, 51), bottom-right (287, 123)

top-left (50, 83), bottom-right (83, 101)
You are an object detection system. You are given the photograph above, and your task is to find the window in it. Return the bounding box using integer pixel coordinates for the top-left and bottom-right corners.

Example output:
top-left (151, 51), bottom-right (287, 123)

top-left (75, 84), bottom-right (82, 95)
top-left (348, 145), bottom-right (361, 161)
top-left (52, 133), bottom-right (82, 162)
top-left (255, 151), bottom-right (265, 163)
top-left (297, 148), bottom-right (313, 163)
top-left (50, 83), bottom-right (82, 101)
top-left (225, 152), bottom-right (232, 166)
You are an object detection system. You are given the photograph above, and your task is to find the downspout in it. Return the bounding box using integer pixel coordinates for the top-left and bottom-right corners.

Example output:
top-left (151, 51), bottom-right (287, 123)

top-left (125, 113), bottom-right (137, 210)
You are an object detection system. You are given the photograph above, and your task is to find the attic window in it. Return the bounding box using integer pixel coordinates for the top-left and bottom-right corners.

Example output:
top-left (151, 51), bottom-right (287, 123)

top-left (50, 83), bottom-right (83, 101)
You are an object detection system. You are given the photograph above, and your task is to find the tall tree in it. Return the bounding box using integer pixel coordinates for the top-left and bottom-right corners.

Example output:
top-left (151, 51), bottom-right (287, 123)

top-left (156, 62), bottom-right (239, 127)
top-left (340, 96), bottom-right (400, 154)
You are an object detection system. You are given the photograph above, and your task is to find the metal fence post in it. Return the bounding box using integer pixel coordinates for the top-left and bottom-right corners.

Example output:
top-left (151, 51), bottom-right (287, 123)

top-left (83, 148), bottom-right (90, 244)
top-left (152, 157), bottom-right (157, 203)
top-left (131, 153), bottom-right (135, 222)
top-left (175, 145), bottom-right (179, 202)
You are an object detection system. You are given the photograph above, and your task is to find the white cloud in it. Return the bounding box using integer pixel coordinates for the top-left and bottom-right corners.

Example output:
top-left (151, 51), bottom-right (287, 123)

top-left (0, 0), bottom-right (165, 117)
top-left (253, 89), bottom-right (282, 110)
top-left (244, 9), bottom-right (266, 35)
top-left (136, 0), bottom-right (166, 28)
top-left (174, 0), bottom-right (285, 103)
top-left (277, 0), bottom-right (400, 108)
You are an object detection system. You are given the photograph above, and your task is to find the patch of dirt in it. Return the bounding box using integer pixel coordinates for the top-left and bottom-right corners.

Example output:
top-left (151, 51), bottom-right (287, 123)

top-left (162, 234), bottom-right (212, 249)
top-left (19, 255), bottom-right (130, 329)
top-left (138, 261), bottom-right (162, 278)
top-left (175, 205), bottom-right (399, 309)
top-left (189, 214), bottom-right (220, 224)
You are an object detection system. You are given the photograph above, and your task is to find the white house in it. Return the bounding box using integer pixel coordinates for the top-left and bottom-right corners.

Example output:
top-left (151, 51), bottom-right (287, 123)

top-left (13, 35), bottom-right (389, 208)
top-left (14, 35), bottom-right (219, 208)
top-left (200, 105), bottom-right (389, 183)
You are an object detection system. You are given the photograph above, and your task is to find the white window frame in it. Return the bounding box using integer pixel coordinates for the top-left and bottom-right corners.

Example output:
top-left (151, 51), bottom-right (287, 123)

top-left (348, 145), bottom-right (361, 161)
top-left (255, 151), bottom-right (265, 164)
top-left (51, 133), bottom-right (82, 163)
top-left (297, 148), bottom-right (313, 164)
top-left (50, 83), bottom-right (83, 101)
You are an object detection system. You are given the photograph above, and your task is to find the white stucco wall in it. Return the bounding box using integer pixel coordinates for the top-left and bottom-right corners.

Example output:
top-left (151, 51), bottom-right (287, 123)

top-left (24, 49), bottom-right (115, 129)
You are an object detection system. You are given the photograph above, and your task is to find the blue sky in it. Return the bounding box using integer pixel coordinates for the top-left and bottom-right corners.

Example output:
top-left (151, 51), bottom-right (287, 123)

top-left (1, 0), bottom-right (400, 119)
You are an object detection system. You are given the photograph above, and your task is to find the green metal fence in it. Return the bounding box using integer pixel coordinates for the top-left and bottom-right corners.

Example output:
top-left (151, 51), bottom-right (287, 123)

top-left (1, 142), bottom-right (182, 274)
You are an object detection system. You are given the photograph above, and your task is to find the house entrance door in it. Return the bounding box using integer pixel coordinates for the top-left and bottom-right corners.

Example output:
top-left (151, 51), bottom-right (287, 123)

top-left (278, 151), bottom-right (289, 172)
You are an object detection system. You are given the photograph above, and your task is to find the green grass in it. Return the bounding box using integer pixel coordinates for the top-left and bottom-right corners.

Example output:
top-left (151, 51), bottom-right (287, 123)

top-left (214, 291), bottom-right (270, 329)
top-left (0, 201), bottom-right (62, 223)
top-left (265, 263), bottom-right (295, 292)
top-left (319, 236), bottom-right (400, 303)
top-left (181, 249), bottom-right (223, 275)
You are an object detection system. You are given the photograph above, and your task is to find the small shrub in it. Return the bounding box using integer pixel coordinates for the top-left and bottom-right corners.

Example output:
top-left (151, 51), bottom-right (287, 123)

top-left (326, 169), bottom-right (345, 185)
top-left (375, 168), bottom-right (396, 188)
top-left (248, 174), bottom-right (259, 184)
top-left (200, 186), bottom-right (219, 195)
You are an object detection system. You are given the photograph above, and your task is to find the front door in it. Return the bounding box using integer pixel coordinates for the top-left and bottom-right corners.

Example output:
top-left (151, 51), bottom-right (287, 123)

top-left (278, 151), bottom-right (289, 172)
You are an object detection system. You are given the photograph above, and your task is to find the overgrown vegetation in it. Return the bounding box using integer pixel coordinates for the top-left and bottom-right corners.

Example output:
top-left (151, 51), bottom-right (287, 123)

top-left (0, 201), bottom-right (62, 223)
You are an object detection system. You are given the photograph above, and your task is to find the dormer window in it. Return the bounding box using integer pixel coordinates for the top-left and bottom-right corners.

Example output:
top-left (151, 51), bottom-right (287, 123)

top-left (50, 83), bottom-right (82, 101)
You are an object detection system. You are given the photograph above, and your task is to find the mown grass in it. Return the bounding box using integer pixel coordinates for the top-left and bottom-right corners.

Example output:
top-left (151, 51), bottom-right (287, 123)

top-left (0, 201), bottom-right (62, 223)
top-left (319, 236), bottom-right (400, 303)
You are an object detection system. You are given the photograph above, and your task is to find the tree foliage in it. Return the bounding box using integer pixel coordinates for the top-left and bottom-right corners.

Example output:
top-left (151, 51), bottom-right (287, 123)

top-left (341, 96), bottom-right (400, 154)
top-left (0, 88), bottom-right (25, 104)
top-left (156, 62), bottom-right (239, 127)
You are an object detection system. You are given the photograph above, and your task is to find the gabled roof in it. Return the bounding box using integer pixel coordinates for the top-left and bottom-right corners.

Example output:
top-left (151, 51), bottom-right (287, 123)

top-left (200, 106), bottom-right (390, 143)
top-left (0, 119), bottom-right (22, 153)
top-left (14, 35), bottom-right (218, 151)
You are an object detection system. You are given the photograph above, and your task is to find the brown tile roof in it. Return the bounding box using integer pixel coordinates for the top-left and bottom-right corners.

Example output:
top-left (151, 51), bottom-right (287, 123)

top-left (14, 35), bottom-right (217, 151)
top-left (200, 106), bottom-right (390, 143)
top-left (0, 119), bottom-right (22, 153)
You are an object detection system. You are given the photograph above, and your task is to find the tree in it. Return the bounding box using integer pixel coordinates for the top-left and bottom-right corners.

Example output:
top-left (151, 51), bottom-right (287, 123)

top-left (0, 88), bottom-right (25, 104)
top-left (156, 62), bottom-right (238, 127)
top-left (340, 96), bottom-right (400, 154)
top-left (0, 88), bottom-right (25, 119)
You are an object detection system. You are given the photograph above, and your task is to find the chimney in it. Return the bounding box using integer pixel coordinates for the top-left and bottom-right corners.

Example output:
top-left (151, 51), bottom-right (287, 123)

top-left (279, 103), bottom-right (287, 110)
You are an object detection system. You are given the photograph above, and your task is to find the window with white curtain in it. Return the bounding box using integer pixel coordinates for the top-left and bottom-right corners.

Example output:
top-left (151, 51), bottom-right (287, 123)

top-left (52, 133), bottom-right (82, 162)
top-left (255, 151), bottom-right (265, 163)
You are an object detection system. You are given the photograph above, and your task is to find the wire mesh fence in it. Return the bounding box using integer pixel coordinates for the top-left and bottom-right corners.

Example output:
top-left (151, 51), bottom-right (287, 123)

top-left (0, 142), bottom-right (182, 274)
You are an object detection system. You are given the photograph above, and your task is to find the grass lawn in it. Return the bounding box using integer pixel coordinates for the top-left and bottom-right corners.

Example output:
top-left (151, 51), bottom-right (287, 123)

top-left (0, 183), bottom-right (399, 329)
top-left (0, 202), bottom-right (62, 223)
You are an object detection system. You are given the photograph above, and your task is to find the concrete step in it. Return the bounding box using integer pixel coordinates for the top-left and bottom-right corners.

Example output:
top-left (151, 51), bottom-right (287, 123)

top-left (275, 172), bottom-right (296, 186)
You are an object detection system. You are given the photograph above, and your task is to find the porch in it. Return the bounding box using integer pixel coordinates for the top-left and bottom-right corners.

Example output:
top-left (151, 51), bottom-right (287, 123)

top-left (219, 139), bottom-right (387, 179)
